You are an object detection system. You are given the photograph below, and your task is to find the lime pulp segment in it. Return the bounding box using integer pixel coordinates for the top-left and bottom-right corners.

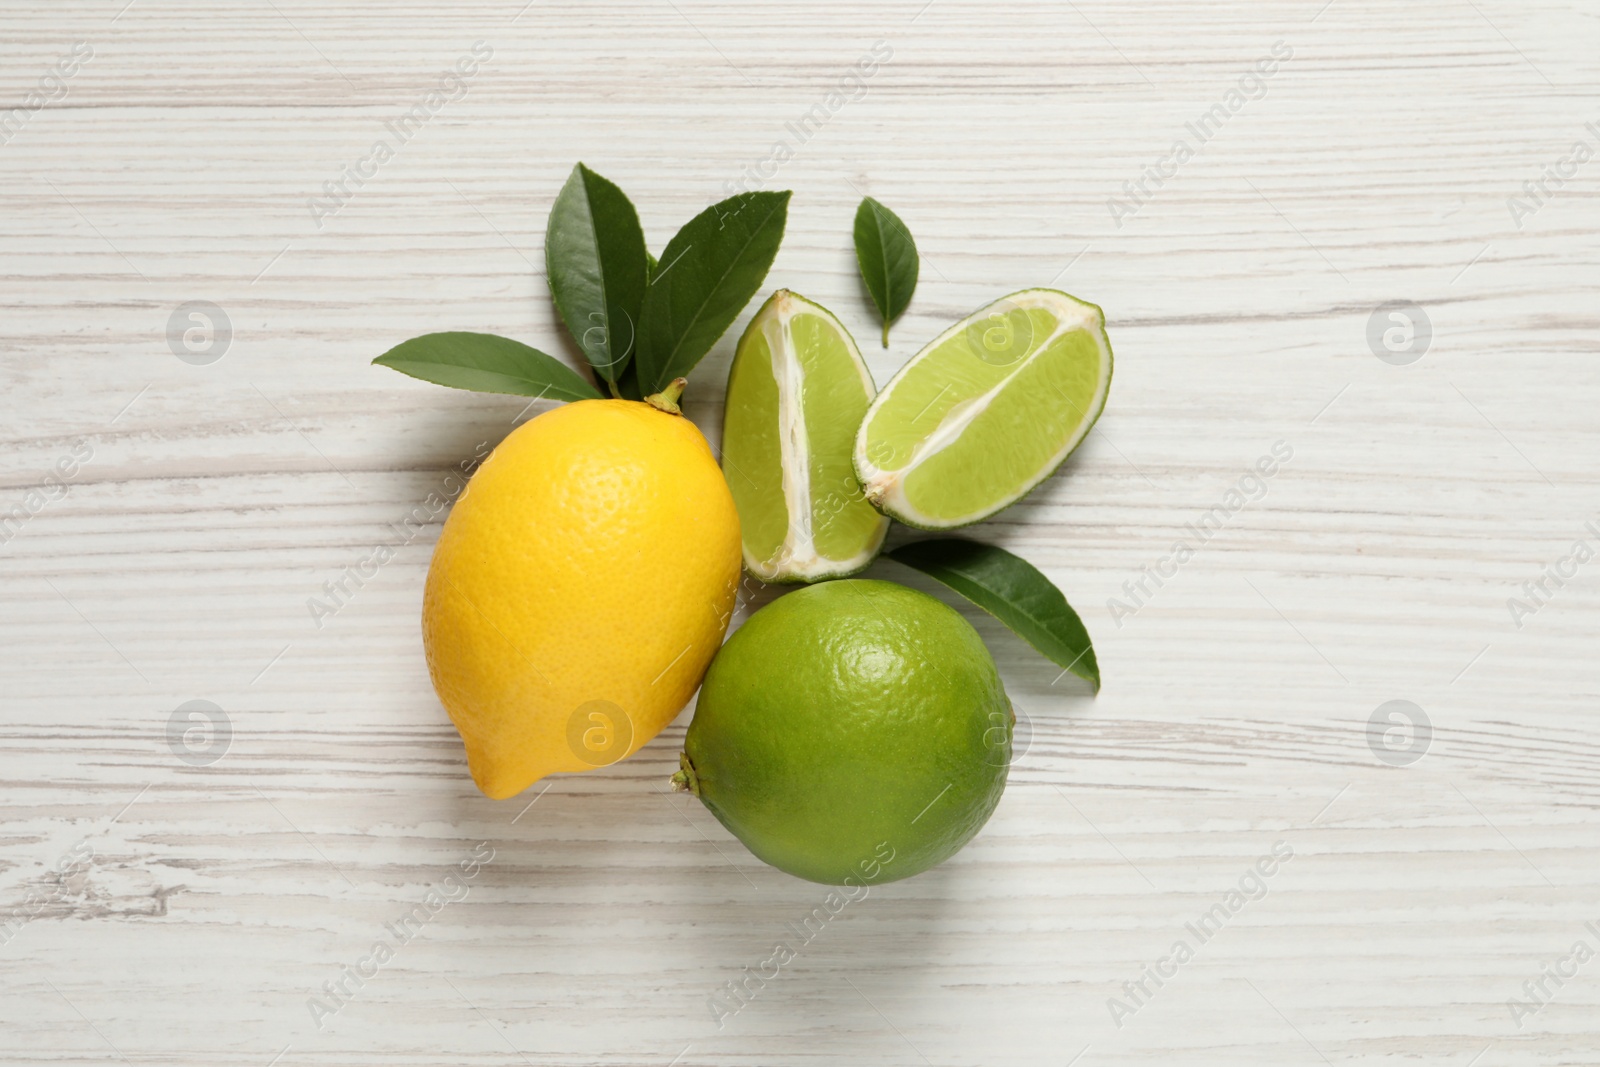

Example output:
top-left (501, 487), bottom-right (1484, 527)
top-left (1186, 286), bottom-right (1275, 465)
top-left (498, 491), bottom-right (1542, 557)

top-left (852, 289), bottom-right (1113, 528)
top-left (721, 290), bottom-right (890, 581)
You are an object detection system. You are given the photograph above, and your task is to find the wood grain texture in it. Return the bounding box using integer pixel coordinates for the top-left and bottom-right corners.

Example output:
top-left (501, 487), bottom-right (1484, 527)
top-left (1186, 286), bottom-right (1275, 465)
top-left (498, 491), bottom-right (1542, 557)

top-left (2, 1), bottom-right (1597, 1063)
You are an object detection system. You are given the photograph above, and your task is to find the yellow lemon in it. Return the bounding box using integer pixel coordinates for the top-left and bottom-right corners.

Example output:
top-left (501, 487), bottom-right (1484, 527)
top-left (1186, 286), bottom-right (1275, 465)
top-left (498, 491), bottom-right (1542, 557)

top-left (422, 388), bottom-right (741, 799)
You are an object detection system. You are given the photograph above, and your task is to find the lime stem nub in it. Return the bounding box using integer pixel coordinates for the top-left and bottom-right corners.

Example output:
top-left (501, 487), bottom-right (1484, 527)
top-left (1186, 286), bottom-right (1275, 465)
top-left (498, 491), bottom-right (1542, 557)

top-left (646, 377), bottom-right (688, 415)
top-left (670, 752), bottom-right (700, 795)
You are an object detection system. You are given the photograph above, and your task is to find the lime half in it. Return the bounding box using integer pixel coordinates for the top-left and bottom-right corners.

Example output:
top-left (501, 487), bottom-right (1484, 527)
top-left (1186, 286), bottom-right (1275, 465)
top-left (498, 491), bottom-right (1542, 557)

top-left (853, 289), bottom-right (1113, 529)
top-left (721, 290), bottom-right (890, 582)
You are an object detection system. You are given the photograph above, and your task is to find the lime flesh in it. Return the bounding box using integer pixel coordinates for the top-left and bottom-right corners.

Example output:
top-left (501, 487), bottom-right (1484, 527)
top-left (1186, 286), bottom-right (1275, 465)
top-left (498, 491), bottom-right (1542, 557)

top-left (678, 579), bottom-right (1012, 885)
top-left (853, 289), bottom-right (1113, 529)
top-left (721, 290), bottom-right (890, 581)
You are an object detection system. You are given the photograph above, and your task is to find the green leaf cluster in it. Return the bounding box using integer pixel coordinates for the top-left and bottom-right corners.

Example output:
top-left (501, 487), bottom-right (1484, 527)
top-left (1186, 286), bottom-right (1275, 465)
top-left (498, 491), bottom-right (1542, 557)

top-left (373, 163), bottom-right (790, 402)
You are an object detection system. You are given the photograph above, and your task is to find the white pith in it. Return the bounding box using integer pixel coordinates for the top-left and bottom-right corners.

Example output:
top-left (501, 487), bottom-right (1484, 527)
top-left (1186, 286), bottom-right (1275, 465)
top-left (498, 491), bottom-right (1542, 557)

top-left (853, 289), bottom-right (1113, 529)
top-left (747, 291), bottom-right (887, 582)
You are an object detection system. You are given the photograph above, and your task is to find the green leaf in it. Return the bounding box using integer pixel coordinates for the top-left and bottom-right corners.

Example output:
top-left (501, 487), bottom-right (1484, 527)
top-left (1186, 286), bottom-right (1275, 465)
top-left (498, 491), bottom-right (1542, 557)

top-left (373, 332), bottom-right (602, 401)
top-left (888, 538), bottom-right (1099, 691)
top-left (853, 197), bottom-right (920, 347)
top-left (545, 163), bottom-right (649, 391)
top-left (636, 191), bottom-right (790, 394)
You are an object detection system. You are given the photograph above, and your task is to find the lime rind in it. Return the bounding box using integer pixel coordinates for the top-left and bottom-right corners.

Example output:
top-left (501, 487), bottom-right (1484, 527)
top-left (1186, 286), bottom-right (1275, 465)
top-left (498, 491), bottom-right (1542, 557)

top-left (852, 289), bottom-right (1114, 530)
top-left (722, 290), bottom-right (890, 582)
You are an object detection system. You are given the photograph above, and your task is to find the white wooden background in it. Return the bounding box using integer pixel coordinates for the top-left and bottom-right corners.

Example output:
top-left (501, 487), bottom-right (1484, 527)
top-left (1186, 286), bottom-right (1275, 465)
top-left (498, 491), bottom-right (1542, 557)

top-left (2, 1), bottom-right (1597, 1064)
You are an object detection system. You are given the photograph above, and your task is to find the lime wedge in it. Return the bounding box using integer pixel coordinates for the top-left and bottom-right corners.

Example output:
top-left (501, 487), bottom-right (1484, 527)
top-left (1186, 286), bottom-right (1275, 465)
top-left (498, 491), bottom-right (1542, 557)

top-left (721, 290), bottom-right (890, 582)
top-left (853, 289), bottom-right (1113, 529)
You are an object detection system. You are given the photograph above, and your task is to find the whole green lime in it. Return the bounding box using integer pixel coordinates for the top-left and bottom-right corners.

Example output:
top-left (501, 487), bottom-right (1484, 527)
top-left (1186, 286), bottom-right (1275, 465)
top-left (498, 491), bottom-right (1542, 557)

top-left (674, 578), bottom-right (1012, 885)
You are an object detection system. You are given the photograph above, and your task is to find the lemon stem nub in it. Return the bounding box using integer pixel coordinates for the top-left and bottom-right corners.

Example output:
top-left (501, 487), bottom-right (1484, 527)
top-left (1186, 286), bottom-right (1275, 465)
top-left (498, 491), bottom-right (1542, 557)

top-left (646, 378), bottom-right (688, 415)
top-left (670, 752), bottom-right (700, 795)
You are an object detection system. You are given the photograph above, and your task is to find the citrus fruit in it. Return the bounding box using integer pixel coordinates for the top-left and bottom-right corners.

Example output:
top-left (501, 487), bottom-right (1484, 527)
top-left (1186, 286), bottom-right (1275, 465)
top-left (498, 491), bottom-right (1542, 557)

top-left (853, 288), bottom-right (1113, 529)
top-left (423, 384), bottom-right (741, 799)
top-left (674, 579), bottom-right (1012, 884)
top-left (721, 290), bottom-right (890, 582)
